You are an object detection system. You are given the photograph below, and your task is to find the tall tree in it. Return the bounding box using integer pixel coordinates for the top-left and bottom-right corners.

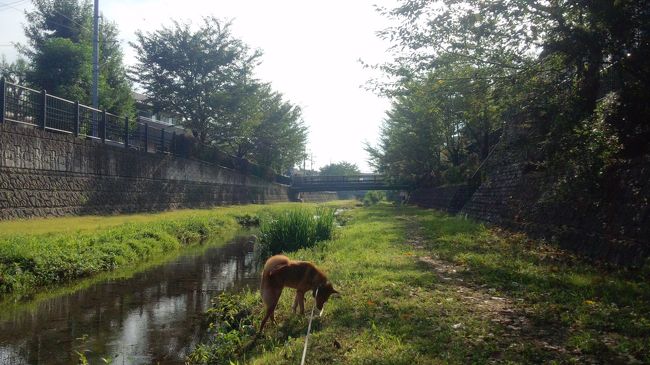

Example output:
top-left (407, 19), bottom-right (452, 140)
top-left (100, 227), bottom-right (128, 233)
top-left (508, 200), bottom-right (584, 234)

top-left (376, 0), bottom-right (650, 158)
top-left (319, 161), bottom-right (361, 176)
top-left (131, 17), bottom-right (261, 145)
top-left (248, 87), bottom-right (308, 173)
top-left (19, 0), bottom-right (133, 115)
top-left (366, 64), bottom-right (502, 186)
top-left (131, 17), bottom-right (308, 172)
top-left (369, 0), bottom-right (650, 250)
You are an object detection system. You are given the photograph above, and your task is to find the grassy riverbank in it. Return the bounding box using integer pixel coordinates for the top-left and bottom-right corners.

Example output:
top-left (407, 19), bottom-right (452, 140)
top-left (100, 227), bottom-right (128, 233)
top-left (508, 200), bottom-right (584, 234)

top-left (0, 202), bottom-right (352, 298)
top-left (191, 204), bottom-right (650, 364)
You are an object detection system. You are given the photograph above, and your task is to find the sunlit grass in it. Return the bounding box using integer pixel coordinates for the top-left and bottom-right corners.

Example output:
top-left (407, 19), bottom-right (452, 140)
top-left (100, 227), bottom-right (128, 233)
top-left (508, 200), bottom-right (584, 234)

top-left (0, 203), bottom-right (313, 237)
top-left (0, 201), bottom-right (356, 298)
top-left (189, 205), bottom-right (650, 364)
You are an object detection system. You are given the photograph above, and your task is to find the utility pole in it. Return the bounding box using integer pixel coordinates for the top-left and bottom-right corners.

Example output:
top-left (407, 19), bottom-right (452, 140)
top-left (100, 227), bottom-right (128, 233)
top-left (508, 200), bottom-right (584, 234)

top-left (92, 0), bottom-right (99, 109)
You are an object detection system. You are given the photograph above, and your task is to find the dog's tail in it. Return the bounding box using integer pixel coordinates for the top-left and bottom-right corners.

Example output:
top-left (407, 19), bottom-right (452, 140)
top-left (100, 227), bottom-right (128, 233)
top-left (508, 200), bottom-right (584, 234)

top-left (261, 264), bottom-right (288, 291)
top-left (268, 264), bottom-right (288, 277)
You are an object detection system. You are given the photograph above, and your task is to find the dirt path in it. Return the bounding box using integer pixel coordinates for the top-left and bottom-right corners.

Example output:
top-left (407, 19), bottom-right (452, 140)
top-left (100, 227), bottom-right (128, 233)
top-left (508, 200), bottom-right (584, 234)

top-left (403, 217), bottom-right (587, 364)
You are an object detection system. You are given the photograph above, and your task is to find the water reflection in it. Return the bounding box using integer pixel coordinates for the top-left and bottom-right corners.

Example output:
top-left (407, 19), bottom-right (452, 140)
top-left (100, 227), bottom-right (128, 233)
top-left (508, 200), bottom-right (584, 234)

top-left (0, 236), bottom-right (260, 365)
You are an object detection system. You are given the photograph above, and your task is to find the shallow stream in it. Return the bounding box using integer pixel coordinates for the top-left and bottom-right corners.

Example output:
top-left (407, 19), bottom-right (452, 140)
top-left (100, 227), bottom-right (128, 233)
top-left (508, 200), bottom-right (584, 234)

top-left (0, 235), bottom-right (260, 365)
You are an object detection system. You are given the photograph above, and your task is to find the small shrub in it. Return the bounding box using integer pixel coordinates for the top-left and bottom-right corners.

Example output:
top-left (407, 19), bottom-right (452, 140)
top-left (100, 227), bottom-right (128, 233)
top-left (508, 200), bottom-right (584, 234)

top-left (234, 214), bottom-right (261, 227)
top-left (259, 207), bottom-right (335, 256)
top-left (363, 191), bottom-right (385, 206)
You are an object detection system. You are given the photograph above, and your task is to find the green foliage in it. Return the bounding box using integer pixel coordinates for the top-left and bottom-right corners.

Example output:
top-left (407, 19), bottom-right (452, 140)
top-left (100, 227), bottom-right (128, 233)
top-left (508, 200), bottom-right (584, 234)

top-left (259, 207), bottom-right (335, 256)
top-left (96, 20), bottom-right (135, 117)
top-left (371, 0), bottom-right (649, 168)
top-left (366, 66), bottom-right (503, 187)
top-left (0, 215), bottom-right (232, 295)
top-left (234, 213), bottom-right (261, 227)
top-left (30, 37), bottom-right (91, 100)
top-left (19, 0), bottom-right (134, 116)
top-left (191, 205), bottom-right (650, 364)
top-left (131, 17), bottom-right (307, 171)
top-left (549, 93), bottom-right (623, 202)
top-left (245, 86), bottom-right (308, 173)
top-left (187, 291), bottom-right (258, 365)
top-left (131, 17), bottom-right (258, 145)
top-left (0, 57), bottom-right (28, 84)
top-left (362, 191), bottom-right (384, 206)
top-left (319, 161), bottom-right (361, 176)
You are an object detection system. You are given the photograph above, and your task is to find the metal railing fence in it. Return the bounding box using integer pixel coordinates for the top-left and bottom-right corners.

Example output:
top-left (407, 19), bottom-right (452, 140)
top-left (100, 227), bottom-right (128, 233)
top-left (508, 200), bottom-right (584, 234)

top-left (0, 78), bottom-right (290, 185)
top-left (292, 174), bottom-right (387, 185)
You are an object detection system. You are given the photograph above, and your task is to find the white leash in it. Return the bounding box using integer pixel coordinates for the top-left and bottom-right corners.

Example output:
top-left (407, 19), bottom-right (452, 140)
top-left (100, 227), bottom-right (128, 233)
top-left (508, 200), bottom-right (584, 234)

top-left (300, 287), bottom-right (319, 365)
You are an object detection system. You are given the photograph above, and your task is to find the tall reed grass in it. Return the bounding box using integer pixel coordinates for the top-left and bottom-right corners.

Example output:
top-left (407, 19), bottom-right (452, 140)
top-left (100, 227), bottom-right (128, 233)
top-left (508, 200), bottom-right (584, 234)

top-left (259, 207), bottom-right (335, 255)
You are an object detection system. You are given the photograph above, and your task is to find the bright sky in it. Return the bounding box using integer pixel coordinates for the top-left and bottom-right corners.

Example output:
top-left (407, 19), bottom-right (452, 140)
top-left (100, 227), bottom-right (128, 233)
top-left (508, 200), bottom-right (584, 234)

top-left (0, 0), bottom-right (398, 172)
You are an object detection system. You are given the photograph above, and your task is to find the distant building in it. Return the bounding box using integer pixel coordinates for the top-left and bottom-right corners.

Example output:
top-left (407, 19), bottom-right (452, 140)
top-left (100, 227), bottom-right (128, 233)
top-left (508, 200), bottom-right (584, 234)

top-left (132, 92), bottom-right (191, 152)
top-left (133, 92), bottom-right (183, 127)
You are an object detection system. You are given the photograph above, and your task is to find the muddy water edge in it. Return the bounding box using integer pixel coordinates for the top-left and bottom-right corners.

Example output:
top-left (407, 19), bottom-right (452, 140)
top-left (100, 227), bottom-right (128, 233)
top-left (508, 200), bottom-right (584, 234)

top-left (0, 234), bottom-right (262, 365)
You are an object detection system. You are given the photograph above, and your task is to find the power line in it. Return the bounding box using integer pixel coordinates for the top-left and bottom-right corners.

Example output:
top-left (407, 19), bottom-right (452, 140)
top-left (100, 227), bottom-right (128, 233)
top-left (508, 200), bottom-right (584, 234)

top-left (0, 0), bottom-right (28, 12)
top-left (0, 0), bottom-right (28, 9)
top-left (49, 6), bottom-right (92, 34)
top-left (0, 0), bottom-right (92, 35)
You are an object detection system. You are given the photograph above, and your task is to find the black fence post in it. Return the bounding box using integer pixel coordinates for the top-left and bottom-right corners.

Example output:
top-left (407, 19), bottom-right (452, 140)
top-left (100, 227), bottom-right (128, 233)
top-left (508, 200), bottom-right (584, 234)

top-left (160, 128), bottom-right (165, 153)
top-left (171, 131), bottom-right (176, 155)
top-left (40, 89), bottom-right (47, 129)
top-left (73, 101), bottom-right (80, 136)
top-left (124, 116), bottom-right (129, 148)
top-left (144, 122), bottom-right (149, 153)
top-left (101, 110), bottom-right (106, 143)
top-left (0, 77), bottom-right (5, 124)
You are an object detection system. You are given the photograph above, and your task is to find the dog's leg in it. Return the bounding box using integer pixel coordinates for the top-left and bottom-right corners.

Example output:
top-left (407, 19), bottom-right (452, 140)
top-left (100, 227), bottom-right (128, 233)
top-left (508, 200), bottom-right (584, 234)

top-left (297, 290), bottom-right (306, 314)
top-left (292, 290), bottom-right (306, 314)
top-left (259, 287), bottom-right (282, 334)
top-left (292, 291), bottom-right (300, 313)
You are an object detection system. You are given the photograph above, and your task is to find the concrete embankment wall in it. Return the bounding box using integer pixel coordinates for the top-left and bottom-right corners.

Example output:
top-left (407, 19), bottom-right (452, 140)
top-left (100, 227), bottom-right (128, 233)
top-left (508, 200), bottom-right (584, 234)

top-left (0, 123), bottom-right (291, 219)
top-left (299, 192), bottom-right (340, 203)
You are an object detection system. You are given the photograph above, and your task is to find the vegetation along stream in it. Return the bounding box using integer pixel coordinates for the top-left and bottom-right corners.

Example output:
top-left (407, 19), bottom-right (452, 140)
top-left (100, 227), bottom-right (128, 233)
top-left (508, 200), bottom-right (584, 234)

top-left (0, 234), bottom-right (260, 365)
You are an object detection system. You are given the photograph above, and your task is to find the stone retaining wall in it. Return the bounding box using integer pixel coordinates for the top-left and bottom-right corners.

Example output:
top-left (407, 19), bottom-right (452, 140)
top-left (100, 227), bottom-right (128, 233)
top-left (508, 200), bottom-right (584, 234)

top-left (410, 183), bottom-right (477, 213)
top-left (0, 123), bottom-right (290, 219)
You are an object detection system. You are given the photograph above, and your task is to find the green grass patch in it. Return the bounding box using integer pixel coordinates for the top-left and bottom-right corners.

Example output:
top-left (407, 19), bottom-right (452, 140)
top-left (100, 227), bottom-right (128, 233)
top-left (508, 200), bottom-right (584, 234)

top-left (0, 232), bottom-right (240, 320)
top-left (0, 202), bottom-right (355, 298)
top-left (0, 214), bottom-right (235, 295)
top-left (188, 291), bottom-right (260, 364)
top-left (413, 209), bottom-right (650, 364)
top-left (188, 205), bottom-right (650, 364)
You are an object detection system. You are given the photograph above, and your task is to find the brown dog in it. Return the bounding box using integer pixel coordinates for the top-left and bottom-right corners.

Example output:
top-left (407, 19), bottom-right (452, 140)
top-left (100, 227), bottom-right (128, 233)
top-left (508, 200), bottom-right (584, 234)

top-left (259, 254), bottom-right (338, 333)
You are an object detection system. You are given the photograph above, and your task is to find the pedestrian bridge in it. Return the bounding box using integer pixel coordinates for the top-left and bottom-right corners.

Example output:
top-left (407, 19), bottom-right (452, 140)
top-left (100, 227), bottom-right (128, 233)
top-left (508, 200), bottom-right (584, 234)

top-left (290, 174), bottom-right (409, 192)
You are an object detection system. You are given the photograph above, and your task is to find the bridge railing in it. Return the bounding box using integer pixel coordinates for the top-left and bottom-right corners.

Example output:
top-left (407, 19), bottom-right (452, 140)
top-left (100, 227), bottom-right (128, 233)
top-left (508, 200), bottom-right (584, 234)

top-left (292, 174), bottom-right (386, 185)
top-left (0, 78), bottom-right (290, 185)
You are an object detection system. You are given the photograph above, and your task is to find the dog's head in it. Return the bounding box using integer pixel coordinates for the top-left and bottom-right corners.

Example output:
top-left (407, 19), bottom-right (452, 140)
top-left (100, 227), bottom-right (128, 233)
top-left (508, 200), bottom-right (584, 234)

top-left (313, 281), bottom-right (339, 311)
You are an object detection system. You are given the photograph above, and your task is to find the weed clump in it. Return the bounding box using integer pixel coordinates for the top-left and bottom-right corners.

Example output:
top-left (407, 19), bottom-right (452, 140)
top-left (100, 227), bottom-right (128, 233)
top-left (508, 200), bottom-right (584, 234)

top-left (362, 191), bottom-right (385, 206)
top-left (259, 207), bottom-right (335, 256)
top-left (234, 213), bottom-right (261, 227)
top-left (187, 291), bottom-right (258, 364)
